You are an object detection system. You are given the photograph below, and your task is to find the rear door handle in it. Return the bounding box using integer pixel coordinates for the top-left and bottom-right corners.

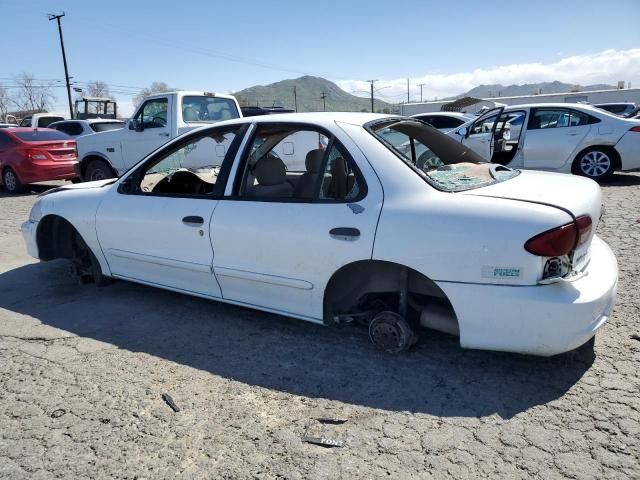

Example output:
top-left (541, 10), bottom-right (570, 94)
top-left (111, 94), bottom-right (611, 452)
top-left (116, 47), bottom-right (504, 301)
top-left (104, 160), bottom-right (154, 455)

top-left (182, 216), bottom-right (204, 226)
top-left (159, 132), bottom-right (170, 137)
top-left (330, 227), bottom-right (360, 241)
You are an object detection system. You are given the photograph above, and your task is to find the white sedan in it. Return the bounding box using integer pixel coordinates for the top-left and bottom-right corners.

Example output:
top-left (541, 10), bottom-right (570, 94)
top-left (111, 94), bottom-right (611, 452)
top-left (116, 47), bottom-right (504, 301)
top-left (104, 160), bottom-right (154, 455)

top-left (449, 103), bottom-right (640, 180)
top-left (21, 113), bottom-right (618, 356)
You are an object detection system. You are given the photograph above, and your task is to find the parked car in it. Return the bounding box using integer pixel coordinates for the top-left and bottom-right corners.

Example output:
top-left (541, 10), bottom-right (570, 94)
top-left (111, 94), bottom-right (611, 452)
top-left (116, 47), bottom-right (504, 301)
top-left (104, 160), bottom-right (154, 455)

top-left (75, 91), bottom-right (242, 181)
top-left (0, 123), bottom-right (18, 128)
top-left (48, 119), bottom-right (125, 137)
top-left (19, 112), bottom-right (67, 128)
top-left (411, 112), bottom-right (475, 132)
top-left (449, 103), bottom-right (640, 179)
top-left (21, 113), bottom-right (617, 356)
top-left (0, 128), bottom-right (77, 193)
top-left (594, 102), bottom-right (636, 117)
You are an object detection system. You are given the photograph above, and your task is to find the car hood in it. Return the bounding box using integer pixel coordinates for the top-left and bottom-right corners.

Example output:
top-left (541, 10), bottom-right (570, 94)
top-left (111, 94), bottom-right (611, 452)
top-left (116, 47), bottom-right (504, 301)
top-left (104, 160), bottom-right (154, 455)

top-left (39, 179), bottom-right (115, 197)
top-left (461, 170), bottom-right (602, 228)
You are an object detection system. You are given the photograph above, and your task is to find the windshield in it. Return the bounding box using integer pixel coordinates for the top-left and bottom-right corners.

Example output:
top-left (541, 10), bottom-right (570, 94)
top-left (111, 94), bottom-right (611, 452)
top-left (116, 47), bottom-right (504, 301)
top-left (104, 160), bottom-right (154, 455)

top-left (91, 122), bottom-right (124, 132)
top-left (14, 130), bottom-right (71, 141)
top-left (366, 119), bottom-right (519, 192)
top-left (182, 96), bottom-right (239, 123)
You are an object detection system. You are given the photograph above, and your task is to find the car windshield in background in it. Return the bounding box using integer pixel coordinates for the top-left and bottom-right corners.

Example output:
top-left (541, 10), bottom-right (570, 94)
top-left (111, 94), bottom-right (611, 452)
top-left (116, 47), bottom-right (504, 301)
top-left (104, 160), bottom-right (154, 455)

top-left (367, 119), bottom-right (519, 192)
top-left (14, 130), bottom-right (71, 141)
top-left (91, 122), bottom-right (124, 132)
top-left (182, 96), bottom-right (240, 123)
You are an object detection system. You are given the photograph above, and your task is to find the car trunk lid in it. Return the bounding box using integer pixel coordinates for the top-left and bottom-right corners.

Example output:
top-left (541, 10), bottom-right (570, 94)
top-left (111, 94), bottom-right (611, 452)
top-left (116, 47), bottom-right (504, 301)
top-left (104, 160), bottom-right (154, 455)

top-left (25, 140), bottom-right (76, 161)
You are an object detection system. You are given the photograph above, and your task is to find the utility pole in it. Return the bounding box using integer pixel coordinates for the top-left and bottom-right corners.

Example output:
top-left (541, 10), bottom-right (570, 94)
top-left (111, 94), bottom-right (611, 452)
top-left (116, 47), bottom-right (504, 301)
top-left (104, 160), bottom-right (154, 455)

top-left (48, 12), bottom-right (73, 119)
top-left (368, 80), bottom-right (377, 112)
top-left (417, 83), bottom-right (425, 102)
top-left (320, 91), bottom-right (327, 112)
top-left (407, 78), bottom-right (410, 103)
top-left (293, 86), bottom-right (298, 112)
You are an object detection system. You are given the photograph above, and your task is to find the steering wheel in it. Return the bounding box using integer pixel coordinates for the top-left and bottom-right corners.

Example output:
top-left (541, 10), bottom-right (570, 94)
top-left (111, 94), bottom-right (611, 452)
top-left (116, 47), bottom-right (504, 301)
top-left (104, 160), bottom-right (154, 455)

top-left (152, 116), bottom-right (166, 127)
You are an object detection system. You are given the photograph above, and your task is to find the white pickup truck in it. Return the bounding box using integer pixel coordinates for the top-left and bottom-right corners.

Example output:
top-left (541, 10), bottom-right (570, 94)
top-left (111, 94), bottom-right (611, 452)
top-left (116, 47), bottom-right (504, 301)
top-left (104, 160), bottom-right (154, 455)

top-left (76, 91), bottom-right (242, 181)
top-left (19, 112), bottom-right (68, 128)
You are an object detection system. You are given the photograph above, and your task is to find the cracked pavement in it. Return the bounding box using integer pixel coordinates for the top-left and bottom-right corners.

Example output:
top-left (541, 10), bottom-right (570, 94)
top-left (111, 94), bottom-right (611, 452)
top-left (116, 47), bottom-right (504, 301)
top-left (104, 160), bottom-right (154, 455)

top-left (0, 175), bottom-right (639, 479)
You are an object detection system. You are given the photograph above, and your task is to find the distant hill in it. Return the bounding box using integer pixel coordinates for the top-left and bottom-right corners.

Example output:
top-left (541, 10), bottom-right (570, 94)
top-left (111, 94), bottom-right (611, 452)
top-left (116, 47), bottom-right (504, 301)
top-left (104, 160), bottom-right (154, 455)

top-left (458, 81), bottom-right (615, 99)
top-left (233, 76), bottom-right (394, 113)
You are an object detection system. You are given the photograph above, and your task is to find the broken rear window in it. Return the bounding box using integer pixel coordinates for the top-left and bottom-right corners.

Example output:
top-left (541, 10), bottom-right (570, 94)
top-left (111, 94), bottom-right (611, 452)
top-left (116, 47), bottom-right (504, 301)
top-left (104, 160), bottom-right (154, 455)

top-left (366, 119), bottom-right (519, 192)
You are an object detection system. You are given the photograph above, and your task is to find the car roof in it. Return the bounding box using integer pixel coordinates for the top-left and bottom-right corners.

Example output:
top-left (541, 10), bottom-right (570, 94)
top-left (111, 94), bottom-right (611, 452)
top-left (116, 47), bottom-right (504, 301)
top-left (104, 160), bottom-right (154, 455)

top-left (504, 102), bottom-right (606, 112)
top-left (209, 112), bottom-right (396, 129)
top-left (412, 112), bottom-right (473, 118)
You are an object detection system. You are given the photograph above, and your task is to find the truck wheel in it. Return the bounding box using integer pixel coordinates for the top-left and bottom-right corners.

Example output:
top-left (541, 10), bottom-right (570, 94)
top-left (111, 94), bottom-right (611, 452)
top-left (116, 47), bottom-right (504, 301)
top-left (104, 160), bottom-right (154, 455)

top-left (572, 147), bottom-right (615, 180)
top-left (369, 311), bottom-right (417, 353)
top-left (85, 159), bottom-right (115, 182)
top-left (3, 168), bottom-right (25, 194)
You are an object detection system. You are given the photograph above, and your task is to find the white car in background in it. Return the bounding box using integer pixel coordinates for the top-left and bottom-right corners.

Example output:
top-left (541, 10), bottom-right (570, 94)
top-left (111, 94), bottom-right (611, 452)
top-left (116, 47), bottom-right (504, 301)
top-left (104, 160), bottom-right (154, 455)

top-left (21, 113), bottom-right (617, 356)
top-left (48, 119), bottom-right (125, 138)
top-left (450, 103), bottom-right (640, 179)
top-left (411, 112), bottom-right (475, 132)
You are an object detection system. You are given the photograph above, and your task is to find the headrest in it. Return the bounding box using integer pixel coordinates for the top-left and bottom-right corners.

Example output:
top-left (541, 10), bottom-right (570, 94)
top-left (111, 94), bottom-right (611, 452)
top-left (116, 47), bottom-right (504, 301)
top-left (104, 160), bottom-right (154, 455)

top-left (330, 156), bottom-right (347, 176)
top-left (183, 107), bottom-right (199, 122)
top-left (305, 149), bottom-right (325, 173)
top-left (253, 154), bottom-right (287, 186)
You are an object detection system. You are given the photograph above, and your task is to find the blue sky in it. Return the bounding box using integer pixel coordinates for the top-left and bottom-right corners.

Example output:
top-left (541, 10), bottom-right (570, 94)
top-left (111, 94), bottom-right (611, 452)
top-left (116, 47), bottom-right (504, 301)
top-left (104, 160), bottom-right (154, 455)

top-left (3, 0), bottom-right (639, 115)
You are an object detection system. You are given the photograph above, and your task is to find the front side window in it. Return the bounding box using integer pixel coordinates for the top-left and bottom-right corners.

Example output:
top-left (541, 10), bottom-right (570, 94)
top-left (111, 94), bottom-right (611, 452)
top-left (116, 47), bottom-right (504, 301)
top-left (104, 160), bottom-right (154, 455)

top-left (236, 126), bottom-right (363, 202)
top-left (470, 111), bottom-right (501, 135)
top-left (134, 128), bottom-right (239, 196)
top-left (182, 96), bottom-right (240, 123)
top-left (134, 98), bottom-right (168, 129)
top-left (367, 119), bottom-right (519, 192)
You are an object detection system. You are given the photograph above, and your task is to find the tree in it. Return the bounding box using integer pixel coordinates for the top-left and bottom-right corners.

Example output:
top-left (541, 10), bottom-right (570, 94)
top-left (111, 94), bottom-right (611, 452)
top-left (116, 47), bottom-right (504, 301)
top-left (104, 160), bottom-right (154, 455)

top-left (132, 81), bottom-right (174, 108)
top-left (0, 87), bottom-right (9, 121)
top-left (86, 80), bottom-right (111, 99)
top-left (10, 73), bottom-right (56, 112)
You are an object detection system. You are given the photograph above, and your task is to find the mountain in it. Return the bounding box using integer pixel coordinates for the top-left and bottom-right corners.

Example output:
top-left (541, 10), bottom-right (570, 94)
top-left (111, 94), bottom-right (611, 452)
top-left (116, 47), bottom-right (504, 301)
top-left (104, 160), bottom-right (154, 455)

top-left (459, 81), bottom-right (615, 99)
top-left (233, 76), bottom-right (394, 113)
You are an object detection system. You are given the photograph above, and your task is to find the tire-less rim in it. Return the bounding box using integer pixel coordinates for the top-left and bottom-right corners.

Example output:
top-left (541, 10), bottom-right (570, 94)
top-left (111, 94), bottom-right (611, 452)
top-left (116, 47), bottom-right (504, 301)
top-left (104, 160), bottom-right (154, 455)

top-left (580, 150), bottom-right (611, 177)
top-left (4, 170), bottom-right (17, 191)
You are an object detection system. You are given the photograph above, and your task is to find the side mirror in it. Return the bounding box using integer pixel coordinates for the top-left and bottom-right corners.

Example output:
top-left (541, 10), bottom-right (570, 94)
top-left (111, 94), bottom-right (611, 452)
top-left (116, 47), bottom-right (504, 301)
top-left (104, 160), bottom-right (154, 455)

top-left (458, 126), bottom-right (468, 137)
top-left (129, 119), bottom-right (143, 132)
top-left (118, 175), bottom-right (136, 194)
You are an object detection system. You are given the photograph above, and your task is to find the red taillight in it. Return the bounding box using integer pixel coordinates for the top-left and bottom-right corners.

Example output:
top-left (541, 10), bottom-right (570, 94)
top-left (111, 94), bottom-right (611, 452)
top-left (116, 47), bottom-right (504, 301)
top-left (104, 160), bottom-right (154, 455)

top-left (629, 126), bottom-right (640, 132)
top-left (26, 149), bottom-right (47, 160)
top-left (525, 215), bottom-right (592, 256)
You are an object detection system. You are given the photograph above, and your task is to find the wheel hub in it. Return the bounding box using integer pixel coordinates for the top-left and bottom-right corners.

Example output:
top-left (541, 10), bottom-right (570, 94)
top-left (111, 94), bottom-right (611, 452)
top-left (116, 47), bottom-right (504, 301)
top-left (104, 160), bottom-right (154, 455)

top-left (580, 151), bottom-right (611, 177)
top-left (371, 321), bottom-right (401, 349)
top-left (4, 171), bottom-right (16, 191)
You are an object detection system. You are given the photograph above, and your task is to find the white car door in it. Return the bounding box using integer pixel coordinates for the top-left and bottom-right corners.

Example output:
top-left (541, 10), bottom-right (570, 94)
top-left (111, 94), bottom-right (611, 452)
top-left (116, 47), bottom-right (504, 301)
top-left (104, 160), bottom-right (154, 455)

top-left (210, 124), bottom-right (384, 321)
top-left (122, 96), bottom-right (172, 170)
top-left (523, 108), bottom-right (593, 170)
top-left (459, 107), bottom-right (504, 160)
top-left (96, 125), bottom-right (245, 297)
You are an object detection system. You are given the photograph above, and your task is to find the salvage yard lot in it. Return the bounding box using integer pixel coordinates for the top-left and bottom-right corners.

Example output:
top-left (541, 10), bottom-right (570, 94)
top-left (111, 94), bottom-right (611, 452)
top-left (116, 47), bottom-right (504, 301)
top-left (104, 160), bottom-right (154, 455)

top-left (0, 175), bottom-right (639, 479)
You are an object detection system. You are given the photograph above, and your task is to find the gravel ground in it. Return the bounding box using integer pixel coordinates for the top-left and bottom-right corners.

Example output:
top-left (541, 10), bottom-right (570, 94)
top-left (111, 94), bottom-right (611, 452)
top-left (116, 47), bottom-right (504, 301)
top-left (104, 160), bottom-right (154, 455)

top-left (0, 176), bottom-right (639, 479)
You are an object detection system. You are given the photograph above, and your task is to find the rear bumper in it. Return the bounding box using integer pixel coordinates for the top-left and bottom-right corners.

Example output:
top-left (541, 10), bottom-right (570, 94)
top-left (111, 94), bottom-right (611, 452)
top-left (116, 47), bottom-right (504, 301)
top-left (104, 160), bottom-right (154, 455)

top-left (615, 132), bottom-right (640, 170)
top-left (436, 235), bottom-right (618, 356)
top-left (18, 159), bottom-right (78, 183)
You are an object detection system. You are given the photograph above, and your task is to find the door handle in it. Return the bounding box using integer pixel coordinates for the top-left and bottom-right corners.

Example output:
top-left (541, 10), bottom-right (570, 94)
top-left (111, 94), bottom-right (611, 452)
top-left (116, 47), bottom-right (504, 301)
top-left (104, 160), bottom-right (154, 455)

top-left (567, 130), bottom-right (578, 136)
top-left (330, 227), bottom-right (360, 241)
top-left (159, 132), bottom-right (170, 137)
top-left (182, 216), bottom-right (204, 226)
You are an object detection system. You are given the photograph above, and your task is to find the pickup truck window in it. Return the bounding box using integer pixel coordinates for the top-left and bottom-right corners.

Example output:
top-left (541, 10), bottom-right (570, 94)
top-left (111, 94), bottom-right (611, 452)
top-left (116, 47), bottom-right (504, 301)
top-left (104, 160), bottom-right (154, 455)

top-left (182, 96), bottom-right (239, 123)
top-left (134, 98), bottom-right (168, 129)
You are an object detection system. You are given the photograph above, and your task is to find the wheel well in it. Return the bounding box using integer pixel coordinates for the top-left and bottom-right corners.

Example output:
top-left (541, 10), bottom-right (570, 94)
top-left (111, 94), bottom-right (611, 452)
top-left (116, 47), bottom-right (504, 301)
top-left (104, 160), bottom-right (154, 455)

top-left (81, 155), bottom-right (115, 178)
top-left (573, 145), bottom-right (621, 171)
top-left (36, 215), bottom-right (79, 261)
top-left (323, 260), bottom-right (458, 332)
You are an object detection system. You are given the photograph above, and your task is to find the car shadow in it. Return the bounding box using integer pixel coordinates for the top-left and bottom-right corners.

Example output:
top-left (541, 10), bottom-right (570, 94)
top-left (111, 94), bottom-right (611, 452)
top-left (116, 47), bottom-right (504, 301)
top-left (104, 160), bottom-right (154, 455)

top-left (0, 260), bottom-right (595, 419)
top-left (0, 182), bottom-right (66, 198)
top-left (599, 172), bottom-right (640, 187)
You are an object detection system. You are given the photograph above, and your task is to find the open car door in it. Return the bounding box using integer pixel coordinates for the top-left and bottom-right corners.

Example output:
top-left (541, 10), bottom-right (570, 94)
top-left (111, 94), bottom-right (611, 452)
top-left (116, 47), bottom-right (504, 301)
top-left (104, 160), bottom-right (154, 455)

top-left (459, 106), bottom-right (505, 161)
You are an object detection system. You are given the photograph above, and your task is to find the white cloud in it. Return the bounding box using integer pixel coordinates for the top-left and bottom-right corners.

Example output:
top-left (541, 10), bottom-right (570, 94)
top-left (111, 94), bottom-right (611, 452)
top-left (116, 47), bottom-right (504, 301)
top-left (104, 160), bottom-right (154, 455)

top-left (337, 48), bottom-right (640, 102)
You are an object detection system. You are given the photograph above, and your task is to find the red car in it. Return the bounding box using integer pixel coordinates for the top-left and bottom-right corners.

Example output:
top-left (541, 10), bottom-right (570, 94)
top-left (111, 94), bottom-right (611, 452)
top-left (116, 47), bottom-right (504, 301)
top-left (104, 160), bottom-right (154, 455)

top-left (0, 128), bottom-right (78, 193)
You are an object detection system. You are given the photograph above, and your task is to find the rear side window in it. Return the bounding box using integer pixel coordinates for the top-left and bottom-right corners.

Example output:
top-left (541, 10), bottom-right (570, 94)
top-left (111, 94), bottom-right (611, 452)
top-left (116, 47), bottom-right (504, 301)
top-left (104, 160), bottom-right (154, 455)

top-left (14, 130), bottom-right (71, 141)
top-left (54, 122), bottom-right (83, 136)
top-left (529, 109), bottom-right (599, 129)
top-left (182, 96), bottom-right (240, 123)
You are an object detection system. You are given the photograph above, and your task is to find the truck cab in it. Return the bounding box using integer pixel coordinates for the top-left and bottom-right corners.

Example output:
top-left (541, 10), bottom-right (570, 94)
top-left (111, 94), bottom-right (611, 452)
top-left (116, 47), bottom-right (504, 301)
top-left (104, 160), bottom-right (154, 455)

top-left (76, 91), bottom-right (242, 181)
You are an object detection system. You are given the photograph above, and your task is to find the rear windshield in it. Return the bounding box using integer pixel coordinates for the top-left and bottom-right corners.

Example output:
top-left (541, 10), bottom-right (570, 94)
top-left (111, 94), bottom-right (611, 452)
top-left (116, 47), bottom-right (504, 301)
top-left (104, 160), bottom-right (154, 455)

top-left (90, 122), bottom-right (124, 132)
top-left (14, 130), bottom-right (71, 141)
top-left (182, 96), bottom-right (239, 123)
top-left (366, 119), bottom-right (519, 192)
